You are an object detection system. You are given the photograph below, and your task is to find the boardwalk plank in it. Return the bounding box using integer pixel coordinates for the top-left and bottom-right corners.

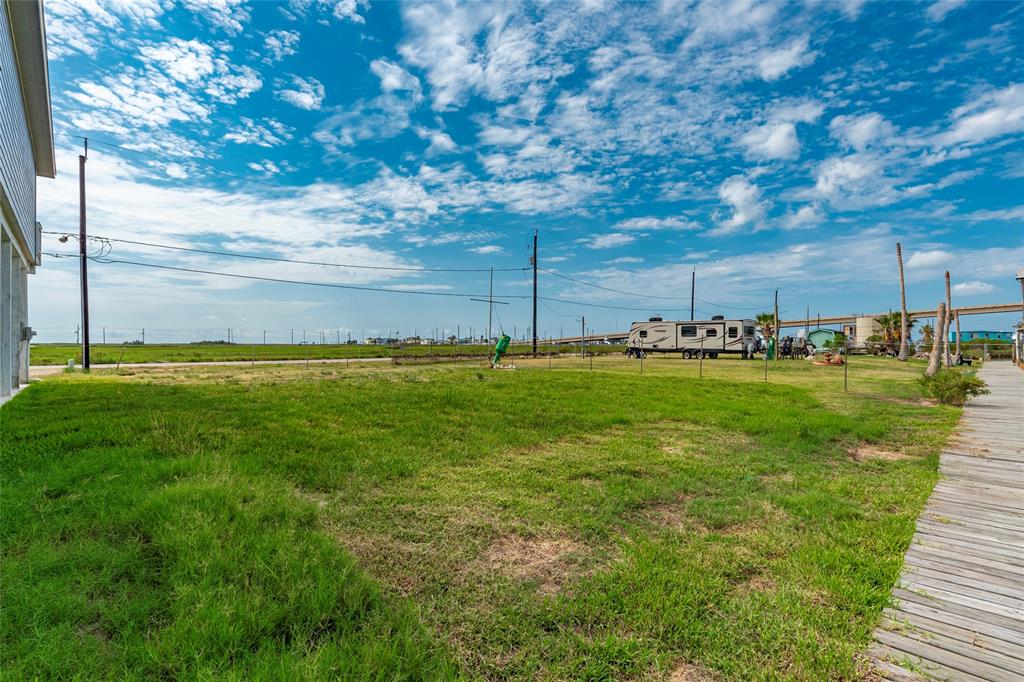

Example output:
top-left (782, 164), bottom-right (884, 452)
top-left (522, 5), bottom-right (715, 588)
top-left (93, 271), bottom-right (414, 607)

top-left (871, 364), bottom-right (1024, 681)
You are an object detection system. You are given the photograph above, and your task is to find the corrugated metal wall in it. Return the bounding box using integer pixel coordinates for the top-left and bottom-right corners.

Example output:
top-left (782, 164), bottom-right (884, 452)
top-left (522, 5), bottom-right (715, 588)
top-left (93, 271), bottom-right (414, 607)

top-left (0, 1), bottom-right (38, 261)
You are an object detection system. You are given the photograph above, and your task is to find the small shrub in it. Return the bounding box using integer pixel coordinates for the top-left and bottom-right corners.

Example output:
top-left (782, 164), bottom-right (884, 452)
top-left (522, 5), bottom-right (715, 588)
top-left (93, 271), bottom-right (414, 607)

top-left (919, 369), bottom-right (989, 406)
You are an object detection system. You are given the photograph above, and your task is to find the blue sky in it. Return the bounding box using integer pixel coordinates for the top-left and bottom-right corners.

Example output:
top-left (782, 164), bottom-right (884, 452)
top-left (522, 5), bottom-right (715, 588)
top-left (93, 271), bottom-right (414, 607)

top-left (33, 0), bottom-right (1024, 343)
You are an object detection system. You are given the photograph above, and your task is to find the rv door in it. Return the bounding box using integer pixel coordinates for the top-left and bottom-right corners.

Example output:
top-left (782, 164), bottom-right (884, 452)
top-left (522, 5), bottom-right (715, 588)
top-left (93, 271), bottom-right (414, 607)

top-left (697, 323), bottom-right (726, 350)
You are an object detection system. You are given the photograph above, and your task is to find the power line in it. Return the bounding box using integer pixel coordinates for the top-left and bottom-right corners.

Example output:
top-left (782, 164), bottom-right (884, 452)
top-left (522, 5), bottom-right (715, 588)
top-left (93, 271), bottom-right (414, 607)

top-left (43, 231), bottom-right (527, 274)
top-left (44, 252), bottom-right (532, 301)
top-left (48, 251), bottom-right (695, 313)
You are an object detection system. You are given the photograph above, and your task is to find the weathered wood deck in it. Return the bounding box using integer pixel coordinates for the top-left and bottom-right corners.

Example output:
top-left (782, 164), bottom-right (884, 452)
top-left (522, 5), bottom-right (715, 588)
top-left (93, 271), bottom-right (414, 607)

top-left (869, 362), bottom-right (1023, 681)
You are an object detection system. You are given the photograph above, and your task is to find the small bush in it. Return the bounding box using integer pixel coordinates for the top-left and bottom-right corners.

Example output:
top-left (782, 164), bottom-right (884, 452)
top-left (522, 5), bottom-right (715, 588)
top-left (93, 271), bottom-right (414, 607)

top-left (919, 369), bottom-right (990, 406)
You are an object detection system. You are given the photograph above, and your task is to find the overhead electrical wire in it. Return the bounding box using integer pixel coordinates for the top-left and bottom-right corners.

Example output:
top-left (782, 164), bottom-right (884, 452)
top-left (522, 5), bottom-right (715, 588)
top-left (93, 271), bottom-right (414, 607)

top-left (44, 231), bottom-right (528, 274)
top-left (47, 251), bottom-right (694, 313)
top-left (43, 253), bottom-right (531, 301)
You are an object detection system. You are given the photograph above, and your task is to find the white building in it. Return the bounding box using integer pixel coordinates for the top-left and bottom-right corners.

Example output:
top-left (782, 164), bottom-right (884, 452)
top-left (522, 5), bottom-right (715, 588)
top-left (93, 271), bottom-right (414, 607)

top-left (1, 0), bottom-right (54, 398)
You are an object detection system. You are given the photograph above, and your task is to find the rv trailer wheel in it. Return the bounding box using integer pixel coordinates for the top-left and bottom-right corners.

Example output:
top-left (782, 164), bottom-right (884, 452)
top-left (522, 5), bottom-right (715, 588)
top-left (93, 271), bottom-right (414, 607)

top-left (710, 352), bottom-right (719, 359)
top-left (682, 350), bottom-right (692, 360)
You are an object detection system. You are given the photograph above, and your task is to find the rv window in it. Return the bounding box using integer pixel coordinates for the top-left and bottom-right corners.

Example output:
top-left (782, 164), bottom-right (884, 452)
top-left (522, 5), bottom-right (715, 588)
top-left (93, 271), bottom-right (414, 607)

top-left (743, 326), bottom-right (755, 336)
top-left (728, 327), bottom-right (738, 338)
top-left (680, 325), bottom-right (697, 337)
top-left (639, 330), bottom-right (648, 338)
top-left (704, 328), bottom-right (717, 337)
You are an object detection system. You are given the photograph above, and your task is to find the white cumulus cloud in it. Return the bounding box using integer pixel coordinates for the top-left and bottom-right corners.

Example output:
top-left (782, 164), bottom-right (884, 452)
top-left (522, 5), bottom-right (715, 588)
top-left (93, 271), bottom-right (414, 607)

top-left (952, 280), bottom-right (995, 295)
top-left (711, 176), bottom-right (767, 235)
top-left (741, 121), bottom-right (799, 160)
top-left (906, 249), bottom-right (952, 269)
top-left (277, 75), bottom-right (326, 110)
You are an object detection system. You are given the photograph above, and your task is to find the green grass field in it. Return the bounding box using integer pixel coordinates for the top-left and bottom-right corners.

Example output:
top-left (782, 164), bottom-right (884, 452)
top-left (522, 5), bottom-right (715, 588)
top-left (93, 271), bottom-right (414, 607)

top-left (30, 342), bottom-right (623, 365)
top-left (1, 356), bottom-right (957, 679)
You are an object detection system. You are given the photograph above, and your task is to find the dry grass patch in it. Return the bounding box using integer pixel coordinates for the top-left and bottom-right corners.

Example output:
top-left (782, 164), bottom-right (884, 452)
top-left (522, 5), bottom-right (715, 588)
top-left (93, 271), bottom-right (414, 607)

top-left (477, 534), bottom-right (587, 595)
top-left (737, 574), bottom-right (777, 595)
top-left (849, 444), bottom-right (912, 462)
top-left (667, 661), bottom-right (717, 681)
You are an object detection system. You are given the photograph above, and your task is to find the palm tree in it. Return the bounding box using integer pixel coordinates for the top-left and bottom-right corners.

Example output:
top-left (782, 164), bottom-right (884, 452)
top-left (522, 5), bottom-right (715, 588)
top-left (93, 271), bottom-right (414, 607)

top-left (921, 323), bottom-right (934, 346)
top-left (897, 242), bottom-right (909, 362)
top-left (875, 312), bottom-right (901, 345)
top-left (926, 304), bottom-right (946, 376)
top-left (943, 271), bottom-right (952, 367)
top-left (756, 312), bottom-right (775, 339)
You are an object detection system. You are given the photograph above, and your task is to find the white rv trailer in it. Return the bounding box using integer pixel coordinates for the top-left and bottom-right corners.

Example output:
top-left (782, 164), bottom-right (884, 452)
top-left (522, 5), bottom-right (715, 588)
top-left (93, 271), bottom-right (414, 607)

top-left (627, 317), bottom-right (757, 358)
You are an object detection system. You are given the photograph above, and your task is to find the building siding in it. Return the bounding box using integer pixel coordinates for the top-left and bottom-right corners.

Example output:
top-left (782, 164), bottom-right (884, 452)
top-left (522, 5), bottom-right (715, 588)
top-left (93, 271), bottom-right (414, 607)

top-left (0, 1), bottom-right (38, 261)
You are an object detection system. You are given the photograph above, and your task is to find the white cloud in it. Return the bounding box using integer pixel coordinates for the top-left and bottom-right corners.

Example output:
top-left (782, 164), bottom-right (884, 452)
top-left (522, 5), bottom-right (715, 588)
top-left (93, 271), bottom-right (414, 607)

top-left (782, 204), bottom-right (822, 230)
top-left (741, 121), bottom-right (799, 160)
top-left (224, 118), bottom-right (294, 147)
top-left (809, 154), bottom-right (898, 209)
top-left (606, 256), bottom-right (643, 264)
top-left (370, 59), bottom-right (421, 93)
top-left (415, 128), bottom-right (458, 155)
top-left (398, 3), bottom-right (572, 111)
top-left (711, 176), bottom-right (767, 235)
top-left (277, 76), bottom-right (326, 110)
top-left (756, 36), bottom-right (815, 81)
top-left (247, 161), bottom-right (283, 175)
top-left (165, 163), bottom-right (188, 180)
top-left (925, 0), bottom-right (967, 22)
top-left (906, 249), bottom-right (952, 269)
top-left (829, 113), bottom-right (894, 151)
top-left (952, 280), bottom-right (995, 295)
top-left (314, 94), bottom-right (414, 149)
top-left (138, 38), bottom-right (215, 82)
top-left (469, 245), bottom-right (503, 254)
top-left (45, 0), bottom-right (165, 59)
top-left (263, 29), bottom-right (301, 64)
top-left (938, 84), bottom-right (1024, 147)
top-left (587, 233), bottom-right (636, 249)
top-left (965, 205), bottom-right (1024, 222)
top-left (324, 0), bottom-right (367, 23)
top-left (614, 216), bottom-right (700, 231)
top-left (179, 0), bottom-right (251, 34)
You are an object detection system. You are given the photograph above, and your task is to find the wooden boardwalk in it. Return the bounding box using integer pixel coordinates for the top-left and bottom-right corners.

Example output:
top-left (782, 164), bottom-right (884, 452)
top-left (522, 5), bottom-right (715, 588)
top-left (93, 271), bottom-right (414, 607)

top-left (869, 362), bottom-right (1024, 682)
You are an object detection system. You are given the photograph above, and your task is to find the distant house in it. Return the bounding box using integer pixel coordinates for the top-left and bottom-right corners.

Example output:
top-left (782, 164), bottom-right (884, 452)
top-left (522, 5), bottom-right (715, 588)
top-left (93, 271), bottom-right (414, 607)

top-left (949, 330), bottom-right (1012, 343)
top-left (1, 0), bottom-right (55, 399)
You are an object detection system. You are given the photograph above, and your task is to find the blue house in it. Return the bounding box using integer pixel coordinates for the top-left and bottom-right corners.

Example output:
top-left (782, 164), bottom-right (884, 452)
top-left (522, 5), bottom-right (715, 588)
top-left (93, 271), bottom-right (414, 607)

top-left (949, 330), bottom-right (1012, 342)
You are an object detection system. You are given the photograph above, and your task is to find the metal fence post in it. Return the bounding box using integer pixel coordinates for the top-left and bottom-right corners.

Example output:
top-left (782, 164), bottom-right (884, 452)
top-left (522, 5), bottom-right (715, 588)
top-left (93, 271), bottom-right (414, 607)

top-left (699, 336), bottom-right (704, 378)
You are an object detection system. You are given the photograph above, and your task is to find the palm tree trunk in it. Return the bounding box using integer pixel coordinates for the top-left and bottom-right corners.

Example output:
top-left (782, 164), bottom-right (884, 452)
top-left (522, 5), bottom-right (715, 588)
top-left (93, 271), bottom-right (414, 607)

top-left (954, 310), bottom-right (961, 358)
top-left (943, 271), bottom-right (952, 368)
top-left (926, 303), bottom-right (946, 377)
top-left (897, 243), bottom-right (909, 361)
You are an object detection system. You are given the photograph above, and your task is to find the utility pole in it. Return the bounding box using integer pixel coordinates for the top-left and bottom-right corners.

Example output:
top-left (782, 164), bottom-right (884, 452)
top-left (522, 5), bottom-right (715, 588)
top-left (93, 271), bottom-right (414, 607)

top-left (79, 139), bottom-right (90, 369)
top-left (142, 328), bottom-right (145, 344)
top-left (581, 316), bottom-right (585, 358)
top-left (102, 327), bottom-right (105, 344)
top-left (291, 329), bottom-right (294, 345)
top-left (263, 330), bottom-right (267, 345)
top-left (75, 325), bottom-right (79, 345)
top-left (532, 230), bottom-right (538, 354)
top-left (488, 267), bottom-right (494, 342)
top-left (690, 268), bottom-right (695, 321)
top-left (773, 288), bottom-right (779, 363)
